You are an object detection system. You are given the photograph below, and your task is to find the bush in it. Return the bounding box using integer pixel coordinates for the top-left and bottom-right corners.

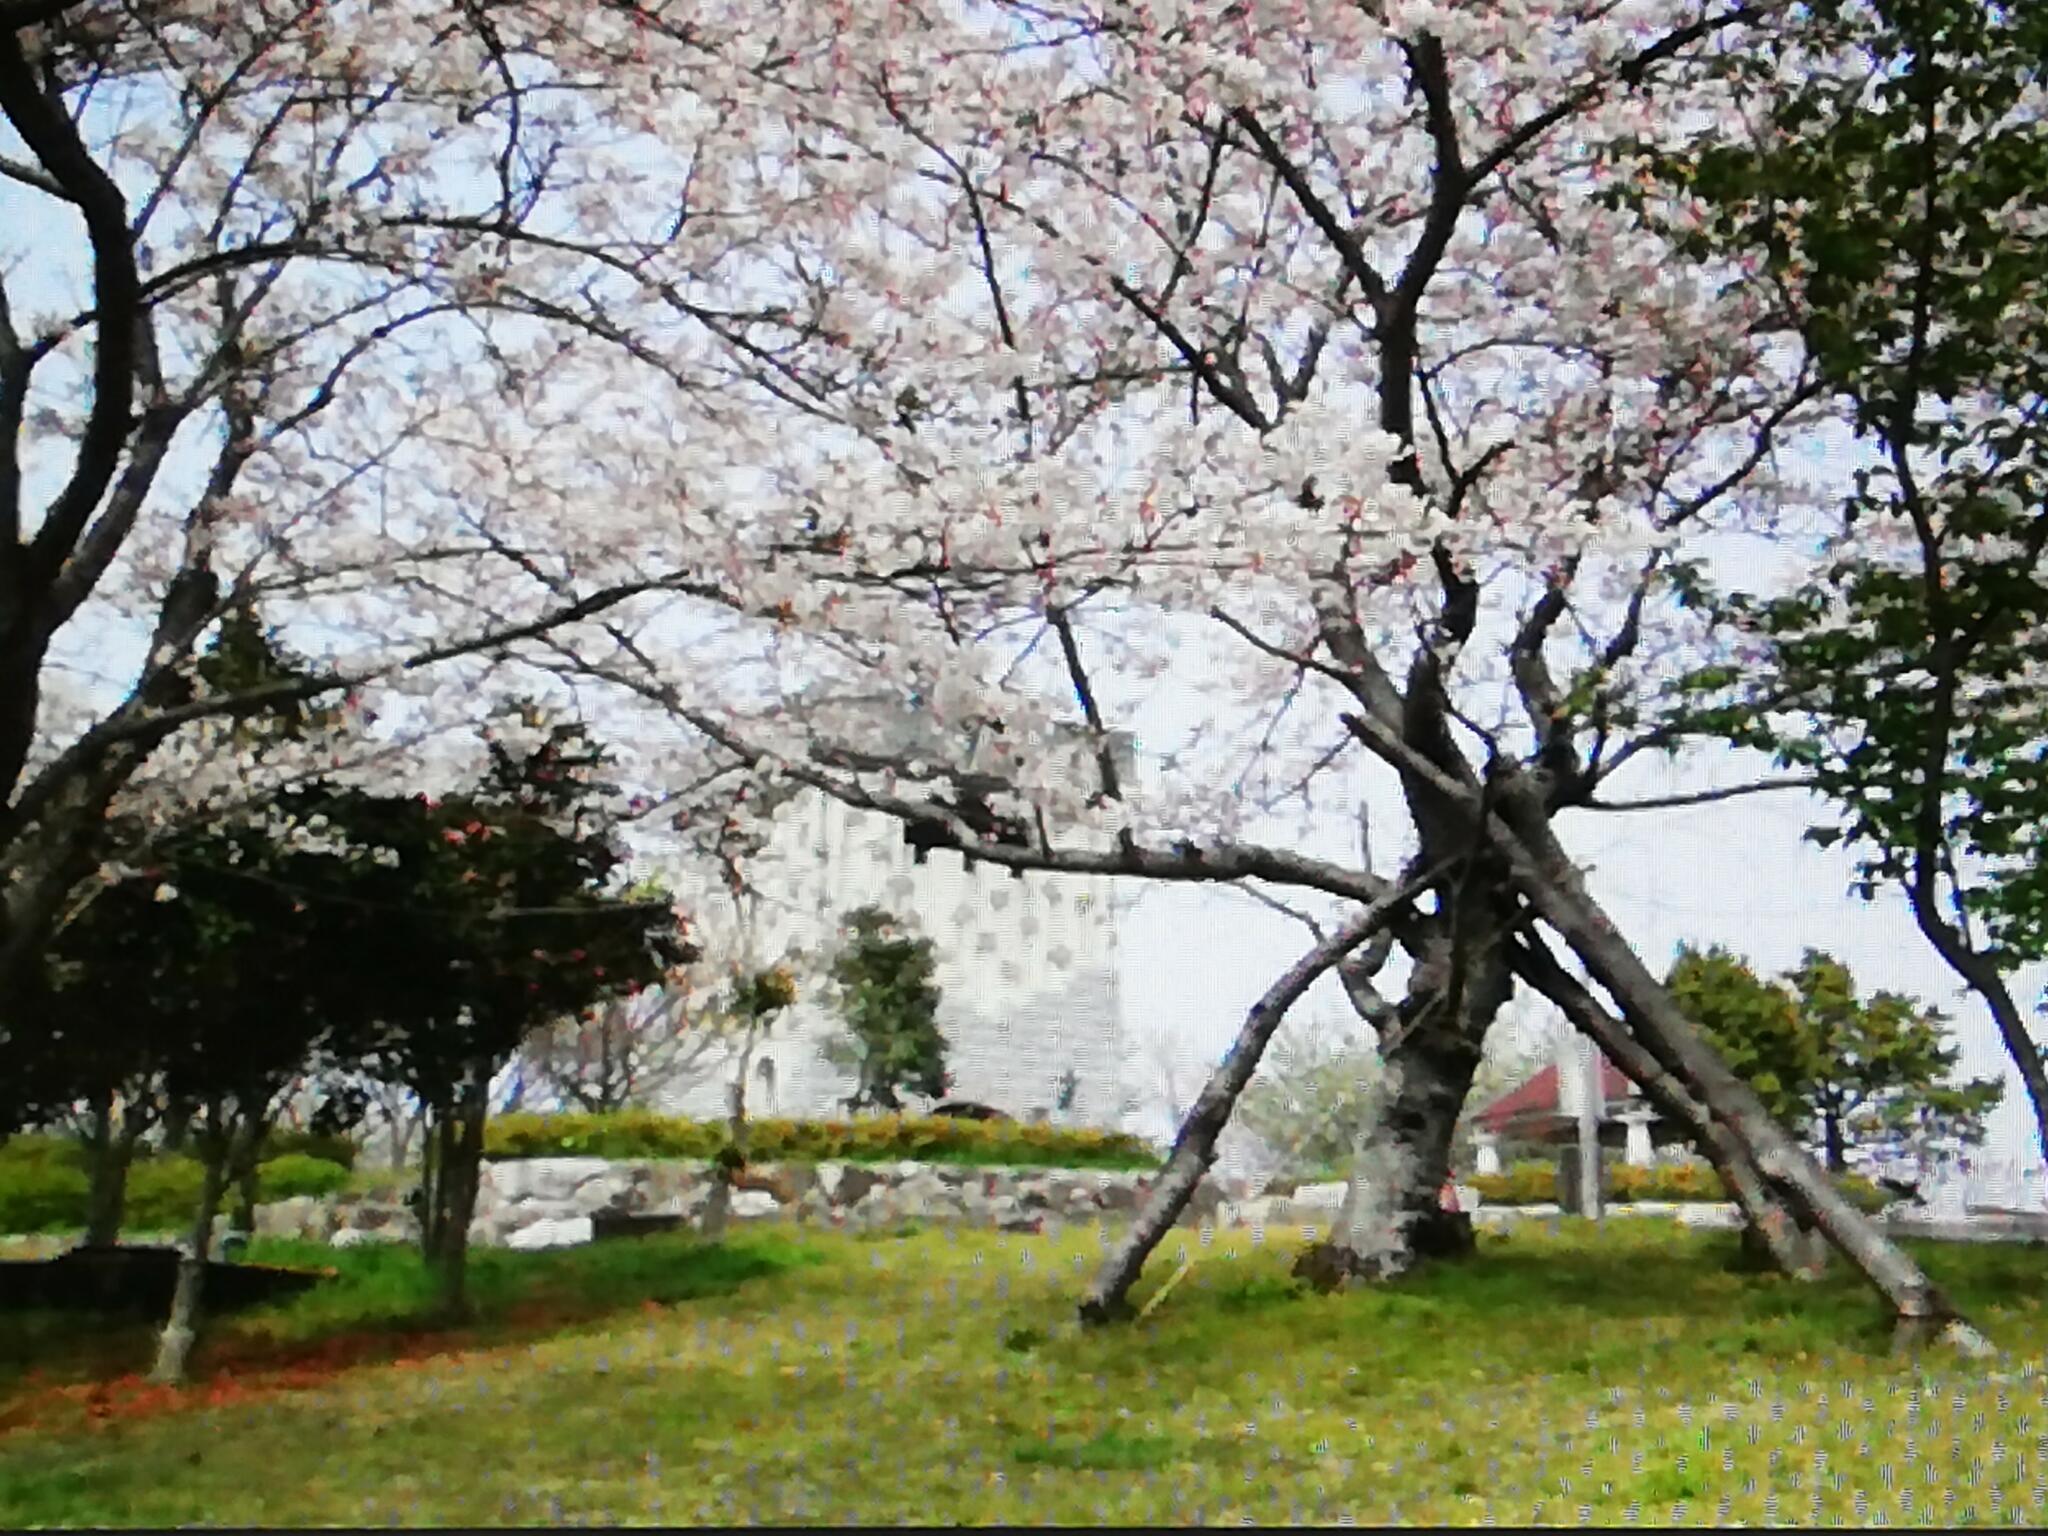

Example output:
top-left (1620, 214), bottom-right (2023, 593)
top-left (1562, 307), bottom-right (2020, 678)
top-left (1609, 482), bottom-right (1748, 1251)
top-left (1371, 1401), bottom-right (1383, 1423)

top-left (124, 1157), bottom-right (207, 1230)
top-left (260, 1129), bottom-right (360, 1170)
top-left (1470, 1157), bottom-right (1897, 1212)
top-left (256, 1154), bottom-right (352, 1200)
top-left (1469, 1160), bottom-right (1563, 1206)
top-left (482, 1110), bottom-right (1160, 1170)
top-left (0, 1156), bottom-right (88, 1233)
top-left (0, 1150), bottom-right (353, 1235)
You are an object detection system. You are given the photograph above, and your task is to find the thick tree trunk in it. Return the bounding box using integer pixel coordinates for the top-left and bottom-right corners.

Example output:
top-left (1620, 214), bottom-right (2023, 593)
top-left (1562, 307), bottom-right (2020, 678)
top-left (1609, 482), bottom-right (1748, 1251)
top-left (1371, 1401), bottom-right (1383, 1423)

top-left (79, 1092), bottom-right (141, 1248)
top-left (1495, 779), bottom-right (1986, 1350)
top-left (148, 1124), bottom-right (242, 1386)
top-left (1081, 879), bottom-right (1428, 1325)
top-left (1298, 911), bottom-right (1508, 1288)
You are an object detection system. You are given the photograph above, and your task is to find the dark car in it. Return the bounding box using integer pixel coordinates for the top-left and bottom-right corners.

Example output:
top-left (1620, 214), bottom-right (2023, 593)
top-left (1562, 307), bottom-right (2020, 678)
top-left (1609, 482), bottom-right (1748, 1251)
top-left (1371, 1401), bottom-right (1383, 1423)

top-left (931, 1101), bottom-right (1012, 1122)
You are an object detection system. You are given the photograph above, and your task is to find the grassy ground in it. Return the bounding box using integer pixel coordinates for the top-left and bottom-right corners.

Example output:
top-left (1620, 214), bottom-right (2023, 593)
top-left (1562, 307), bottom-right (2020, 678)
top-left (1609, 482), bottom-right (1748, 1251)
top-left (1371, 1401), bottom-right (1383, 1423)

top-left (2, 1220), bottom-right (2046, 1525)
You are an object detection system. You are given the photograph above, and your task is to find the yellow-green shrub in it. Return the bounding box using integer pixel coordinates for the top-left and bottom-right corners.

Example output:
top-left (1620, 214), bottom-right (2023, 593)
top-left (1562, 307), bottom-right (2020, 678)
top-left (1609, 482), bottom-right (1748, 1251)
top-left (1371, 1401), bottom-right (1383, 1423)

top-left (480, 1110), bottom-right (1159, 1170)
top-left (0, 1151), bottom-right (354, 1234)
top-left (1470, 1157), bottom-right (1897, 1212)
top-left (255, 1154), bottom-right (352, 1200)
top-left (0, 1156), bottom-right (89, 1233)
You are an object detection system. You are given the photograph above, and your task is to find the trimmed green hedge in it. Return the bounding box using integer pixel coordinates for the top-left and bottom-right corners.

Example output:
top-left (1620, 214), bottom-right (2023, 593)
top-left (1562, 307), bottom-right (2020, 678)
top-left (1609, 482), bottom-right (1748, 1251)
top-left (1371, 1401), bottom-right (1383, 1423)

top-left (1468, 1158), bottom-right (1894, 1213)
top-left (0, 1143), bottom-right (355, 1235)
top-left (483, 1110), bottom-right (1161, 1171)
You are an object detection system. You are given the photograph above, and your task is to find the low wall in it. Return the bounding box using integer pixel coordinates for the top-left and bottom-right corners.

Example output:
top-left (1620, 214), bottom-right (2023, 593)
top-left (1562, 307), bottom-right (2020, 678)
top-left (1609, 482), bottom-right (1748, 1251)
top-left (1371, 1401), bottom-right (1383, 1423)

top-left (253, 1159), bottom-right (1253, 1250)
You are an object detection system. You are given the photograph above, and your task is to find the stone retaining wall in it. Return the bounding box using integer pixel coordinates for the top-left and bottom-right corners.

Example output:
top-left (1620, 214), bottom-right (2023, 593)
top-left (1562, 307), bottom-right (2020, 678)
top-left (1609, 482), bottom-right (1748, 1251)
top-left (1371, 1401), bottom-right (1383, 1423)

top-left (253, 1159), bottom-right (1253, 1250)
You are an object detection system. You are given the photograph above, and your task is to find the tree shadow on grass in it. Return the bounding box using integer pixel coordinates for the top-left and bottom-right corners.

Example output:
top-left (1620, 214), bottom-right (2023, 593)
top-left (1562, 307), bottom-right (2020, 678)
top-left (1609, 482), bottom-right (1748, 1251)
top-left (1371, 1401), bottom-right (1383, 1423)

top-left (0, 1232), bottom-right (822, 1430)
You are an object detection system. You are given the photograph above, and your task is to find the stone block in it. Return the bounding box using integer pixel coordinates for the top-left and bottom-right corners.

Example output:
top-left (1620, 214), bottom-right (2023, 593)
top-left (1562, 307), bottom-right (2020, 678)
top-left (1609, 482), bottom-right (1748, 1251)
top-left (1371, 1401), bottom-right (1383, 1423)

top-left (830, 1165), bottom-right (887, 1210)
top-left (1095, 1178), bottom-right (1144, 1214)
top-left (332, 1226), bottom-right (412, 1249)
top-left (734, 1162), bottom-right (813, 1205)
top-left (506, 1216), bottom-right (594, 1250)
top-left (484, 1158), bottom-right (613, 1205)
top-left (1676, 1203), bottom-right (1742, 1230)
top-left (730, 1190), bottom-right (780, 1220)
top-left (1292, 1182), bottom-right (1348, 1210)
top-left (254, 1196), bottom-right (332, 1241)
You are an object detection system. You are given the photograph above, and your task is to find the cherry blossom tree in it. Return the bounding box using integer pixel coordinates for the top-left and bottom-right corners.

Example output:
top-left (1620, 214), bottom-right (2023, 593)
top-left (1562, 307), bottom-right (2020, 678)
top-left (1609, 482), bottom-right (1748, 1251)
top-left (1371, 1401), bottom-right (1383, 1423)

top-left (4, 0), bottom-right (1997, 1348)
top-left (366, 0), bottom-right (1973, 1342)
top-left (0, 0), bottom-right (822, 1004)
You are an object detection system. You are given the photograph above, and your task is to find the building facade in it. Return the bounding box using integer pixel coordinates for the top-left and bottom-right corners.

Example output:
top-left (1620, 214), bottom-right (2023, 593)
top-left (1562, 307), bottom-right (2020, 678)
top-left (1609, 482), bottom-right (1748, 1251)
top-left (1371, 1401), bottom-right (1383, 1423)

top-left (652, 712), bottom-right (1137, 1131)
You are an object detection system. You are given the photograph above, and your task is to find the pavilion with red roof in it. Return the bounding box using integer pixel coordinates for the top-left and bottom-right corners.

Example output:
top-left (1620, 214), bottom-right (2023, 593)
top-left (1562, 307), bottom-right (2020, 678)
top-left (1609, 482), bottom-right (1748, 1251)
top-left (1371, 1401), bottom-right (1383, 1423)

top-left (1469, 1048), bottom-right (1678, 1173)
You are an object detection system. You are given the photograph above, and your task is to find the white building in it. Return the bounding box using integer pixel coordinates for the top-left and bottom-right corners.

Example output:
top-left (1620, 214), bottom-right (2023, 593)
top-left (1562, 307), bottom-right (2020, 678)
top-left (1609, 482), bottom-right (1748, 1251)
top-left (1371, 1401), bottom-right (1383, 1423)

top-left (653, 712), bottom-right (1136, 1131)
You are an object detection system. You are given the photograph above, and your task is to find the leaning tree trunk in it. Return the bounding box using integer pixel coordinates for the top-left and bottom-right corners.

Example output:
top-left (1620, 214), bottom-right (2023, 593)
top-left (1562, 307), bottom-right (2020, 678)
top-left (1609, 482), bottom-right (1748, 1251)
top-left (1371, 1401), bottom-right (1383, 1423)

top-left (148, 1117), bottom-right (252, 1386)
top-left (1492, 774), bottom-right (1986, 1351)
top-left (1506, 923), bottom-right (1828, 1280)
top-left (1081, 872), bottom-right (1433, 1325)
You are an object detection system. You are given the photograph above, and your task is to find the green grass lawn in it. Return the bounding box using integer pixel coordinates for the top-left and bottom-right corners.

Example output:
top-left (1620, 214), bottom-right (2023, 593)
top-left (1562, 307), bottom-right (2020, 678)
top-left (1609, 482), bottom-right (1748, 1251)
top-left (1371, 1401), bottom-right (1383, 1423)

top-left (3, 1220), bottom-right (2047, 1526)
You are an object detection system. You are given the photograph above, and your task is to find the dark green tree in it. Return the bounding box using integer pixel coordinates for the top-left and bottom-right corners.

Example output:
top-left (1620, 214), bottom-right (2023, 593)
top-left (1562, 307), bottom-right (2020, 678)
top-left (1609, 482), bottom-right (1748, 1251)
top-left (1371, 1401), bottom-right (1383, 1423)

top-left (306, 707), bottom-right (686, 1317)
top-left (0, 608), bottom-right (350, 1254)
top-left (1631, 0), bottom-right (2048, 1161)
top-left (1668, 945), bottom-right (2001, 1172)
top-left (823, 906), bottom-right (949, 1113)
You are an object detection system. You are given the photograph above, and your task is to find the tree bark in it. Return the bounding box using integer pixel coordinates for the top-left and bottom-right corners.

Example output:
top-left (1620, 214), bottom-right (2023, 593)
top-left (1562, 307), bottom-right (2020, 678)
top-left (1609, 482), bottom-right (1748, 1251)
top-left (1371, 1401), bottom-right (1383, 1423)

top-left (1298, 907), bottom-right (1509, 1287)
top-left (227, 1129), bottom-right (265, 1243)
top-left (1507, 923), bottom-right (1827, 1280)
top-left (148, 1118), bottom-right (249, 1386)
top-left (422, 1072), bottom-right (489, 1321)
top-left (1492, 775), bottom-right (1984, 1349)
top-left (701, 1021), bottom-right (760, 1243)
top-left (79, 1090), bottom-right (142, 1248)
top-left (1080, 871), bottom-right (1436, 1325)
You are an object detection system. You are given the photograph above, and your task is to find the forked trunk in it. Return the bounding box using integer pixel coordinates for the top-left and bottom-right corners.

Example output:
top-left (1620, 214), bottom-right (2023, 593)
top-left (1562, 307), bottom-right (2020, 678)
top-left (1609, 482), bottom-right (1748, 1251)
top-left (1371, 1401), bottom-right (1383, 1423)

top-left (1300, 912), bottom-right (1506, 1287)
top-left (1081, 877), bottom-right (1429, 1325)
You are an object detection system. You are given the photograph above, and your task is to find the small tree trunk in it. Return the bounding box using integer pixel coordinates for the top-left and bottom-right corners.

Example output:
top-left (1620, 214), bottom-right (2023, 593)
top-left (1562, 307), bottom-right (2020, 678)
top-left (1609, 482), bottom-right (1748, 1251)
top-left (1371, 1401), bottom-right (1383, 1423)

top-left (1081, 883), bottom-right (1421, 1325)
top-left (149, 1118), bottom-right (247, 1386)
top-left (702, 1023), bottom-right (760, 1243)
top-left (228, 1131), bottom-right (265, 1243)
top-left (1824, 1112), bottom-right (1846, 1175)
top-left (423, 1072), bottom-right (489, 1320)
top-left (160, 1099), bottom-right (192, 1155)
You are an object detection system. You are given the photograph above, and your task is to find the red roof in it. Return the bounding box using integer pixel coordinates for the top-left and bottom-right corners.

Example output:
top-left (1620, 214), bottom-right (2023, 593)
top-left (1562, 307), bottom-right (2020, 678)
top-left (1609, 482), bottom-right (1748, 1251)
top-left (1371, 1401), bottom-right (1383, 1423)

top-left (1476, 1056), bottom-right (1641, 1132)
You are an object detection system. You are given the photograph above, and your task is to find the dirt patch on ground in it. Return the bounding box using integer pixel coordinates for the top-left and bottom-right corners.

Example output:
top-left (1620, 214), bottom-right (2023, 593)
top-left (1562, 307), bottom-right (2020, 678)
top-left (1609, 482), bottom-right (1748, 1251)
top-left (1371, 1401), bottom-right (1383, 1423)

top-left (0, 1299), bottom-right (630, 1436)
